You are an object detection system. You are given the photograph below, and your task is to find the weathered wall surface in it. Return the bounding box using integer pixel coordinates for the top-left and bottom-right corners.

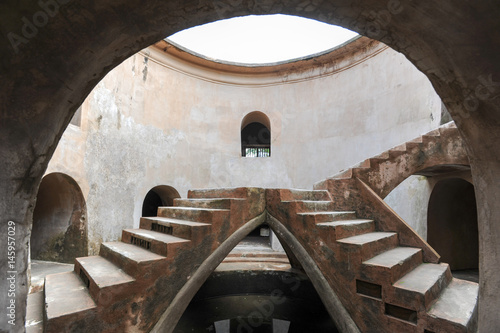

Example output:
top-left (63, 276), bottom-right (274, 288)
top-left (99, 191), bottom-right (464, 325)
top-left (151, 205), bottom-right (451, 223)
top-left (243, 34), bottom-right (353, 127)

top-left (47, 41), bottom-right (442, 254)
top-left (384, 171), bottom-right (474, 241)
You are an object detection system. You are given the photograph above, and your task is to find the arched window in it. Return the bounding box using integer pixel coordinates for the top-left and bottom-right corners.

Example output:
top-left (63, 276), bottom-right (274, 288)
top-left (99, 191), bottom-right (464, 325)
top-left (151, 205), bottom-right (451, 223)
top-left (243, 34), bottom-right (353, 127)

top-left (241, 111), bottom-right (271, 157)
top-left (142, 185), bottom-right (181, 217)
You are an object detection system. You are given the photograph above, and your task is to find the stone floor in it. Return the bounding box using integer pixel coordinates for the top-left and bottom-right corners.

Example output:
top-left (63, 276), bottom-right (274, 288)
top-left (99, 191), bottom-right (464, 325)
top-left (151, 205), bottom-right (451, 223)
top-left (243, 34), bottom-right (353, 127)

top-left (452, 269), bottom-right (479, 283)
top-left (29, 260), bottom-right (74, 294)
top-left (231, 235), bottom-right (275, 253)
top-left (26, 260), bottom-right (74, 333)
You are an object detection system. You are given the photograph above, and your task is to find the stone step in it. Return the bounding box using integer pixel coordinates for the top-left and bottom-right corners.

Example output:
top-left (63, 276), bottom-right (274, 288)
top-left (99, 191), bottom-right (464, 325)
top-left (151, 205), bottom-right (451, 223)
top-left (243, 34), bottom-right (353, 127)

top-left (226, 252), bottom-right (289, 259)
top-left (332, 169), bottom-right (354, 179)
top-left (75, 256), bottom-right (135, 305)
top-left (337, 232), bottom-right (399, 262)
top-left (424, 128), bottom-right (441, 137)
top-left (369, 151), bottom-right (390, 165)
top-left (44, 271), bottom-right (97, 332)
top-left (361, 247), bottom-right (423, 284)
top-left (188, 187), bottom-right (263, 199)
top-left (389, 263), bottom-right (452, 311)
top-left (426, 279), bottom-right (479, 333)
top-left (173, 198), bottom-right (245, 209)
top-left (317, 219), bottom-right (375, 240)
top-left (122, 228), bottom-right (190, 256)
top-left (422, 133), bottom-right (440, 145)
top-left (285, 189), bottom-right (332, 201)
top-left (26, 291), bottom-right (43, 333)
top-left (99, 242), bottom-right (167, 278)
top-left (281, 200), bottom-right (335, 212)
top-left (157, 206), bottom-right (229, 223)
top-left (353, 159), bottom-right (371, 169)
top-left (140, 216), bottom-right (211, 240)
top-left (405, 141), bottom-right (423, 150)
top-left (408, 136), bottom-right (423, 144)
top-left (297, 211), bottom-right (357, 224)
top-left (222, 257), bottom-right (290, 264)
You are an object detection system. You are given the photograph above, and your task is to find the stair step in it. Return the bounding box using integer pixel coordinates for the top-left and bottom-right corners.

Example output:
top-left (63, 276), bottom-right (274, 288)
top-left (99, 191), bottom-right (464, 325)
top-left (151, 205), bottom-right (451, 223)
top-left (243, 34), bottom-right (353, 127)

top-left (286, 189), bottom-right (332, 201)
top-left (370, 151), bottom-right (390, 163)
top-left (337, 232), bottom-right (398, 262)
top-left (426, 279), bottom-right (479, 332)
top-left (157, 206), bottom-right (229, 223)
top-left (188, 187), bottom-right (264, 199)
top-left (174, 198), bottom-right (244, 209)
top-left (353, 159), bottom-right (371, 168)
top-left (26, 291), bottom-right (43, 333)
top-left (122, 228), bottom-right (190, 256)
top-left (140, 216), bottom-right (211, 240)
top-left (361, 247), bottom-right (423, 284)
top-left (390, 263), bottom-right (452, 311)
top-left (317, 219), bottom-right (375, 239)
top-left (282, 200), bottom-right (335, 212)
top-left (389, 144), bottom-right (407, 158)
top-left (297, 211), bottom-right (357, 223)
top-left (75, 256), bottom-right (135, 305)
top-left (409, 136), bottom-right (423, 143)
top-left (100, 242), bottom-right (166, 277)
top-left (424, 128), bottom-right (441, 137)
top-left (44, 272), bottom-right (96, 329)
top-left (332, 169), bottom-right (353, 179)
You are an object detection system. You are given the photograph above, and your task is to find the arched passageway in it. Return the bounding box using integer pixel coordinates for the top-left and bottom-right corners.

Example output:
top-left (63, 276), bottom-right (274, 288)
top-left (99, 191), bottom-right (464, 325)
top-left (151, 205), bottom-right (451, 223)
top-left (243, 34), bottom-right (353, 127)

top-left (1, 2), bottom-right (500, 330)
top-left (427, 179), bottom-right (478, 273)
top-left (142, 185), bottom-right (181, 217)
top-left (31, 173), bottom-right (87, 263)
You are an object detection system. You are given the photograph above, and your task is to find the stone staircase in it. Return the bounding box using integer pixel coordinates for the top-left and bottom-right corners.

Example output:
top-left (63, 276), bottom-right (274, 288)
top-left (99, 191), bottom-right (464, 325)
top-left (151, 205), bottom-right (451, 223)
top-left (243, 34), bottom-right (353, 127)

top-left (42, 188), bottom-right (265, 332)
top-left (319, 122), bottom-right (469, 199)
top-left (266, 186), bottom-right (478, 332)
top-left (33, 124), bottom-right (476, 332)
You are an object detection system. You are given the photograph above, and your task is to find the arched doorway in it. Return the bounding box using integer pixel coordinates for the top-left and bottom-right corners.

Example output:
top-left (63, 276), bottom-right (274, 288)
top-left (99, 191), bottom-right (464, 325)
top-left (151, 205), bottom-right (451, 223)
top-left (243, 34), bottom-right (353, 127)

top-left (31, 173), bottom-right (87, 263)
top-left (427, 178), bottom-right (478, 274)
top-left (142, 185), bottom-right (181, 217)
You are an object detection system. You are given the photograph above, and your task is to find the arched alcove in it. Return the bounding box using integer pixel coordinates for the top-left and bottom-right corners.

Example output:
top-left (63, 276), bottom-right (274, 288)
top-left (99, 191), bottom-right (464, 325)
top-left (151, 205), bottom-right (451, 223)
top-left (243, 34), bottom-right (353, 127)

top-left (241, 111), bottom-right (271, 157)
top-left (427, 178), bottom-right (478, 272)
top-left (142, 185), bottom-right (181, 217)
top-left (31, 173), bottom-right (87, 263)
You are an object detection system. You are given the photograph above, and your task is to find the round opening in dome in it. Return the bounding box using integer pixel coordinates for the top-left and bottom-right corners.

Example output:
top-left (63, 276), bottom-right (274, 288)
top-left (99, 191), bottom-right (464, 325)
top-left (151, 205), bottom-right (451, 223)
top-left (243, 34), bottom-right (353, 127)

top-left (167, 14), bottom-right (359, 65)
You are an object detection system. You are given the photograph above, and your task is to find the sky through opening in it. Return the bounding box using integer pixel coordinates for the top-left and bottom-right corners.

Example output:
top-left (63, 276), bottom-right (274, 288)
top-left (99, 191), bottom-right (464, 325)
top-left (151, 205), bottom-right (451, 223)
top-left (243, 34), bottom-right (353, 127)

top-left (167, 14), bottom-right (358, 64)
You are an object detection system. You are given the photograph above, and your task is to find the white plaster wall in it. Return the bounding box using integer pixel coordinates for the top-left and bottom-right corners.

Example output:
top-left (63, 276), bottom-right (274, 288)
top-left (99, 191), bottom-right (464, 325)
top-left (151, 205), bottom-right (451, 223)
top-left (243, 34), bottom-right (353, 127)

top-left (384, 176), bottom-right (432, 240)
top-left (48, 43), bottom-right (443, 253)
top-left (384, 171), bottom-right (474, 241)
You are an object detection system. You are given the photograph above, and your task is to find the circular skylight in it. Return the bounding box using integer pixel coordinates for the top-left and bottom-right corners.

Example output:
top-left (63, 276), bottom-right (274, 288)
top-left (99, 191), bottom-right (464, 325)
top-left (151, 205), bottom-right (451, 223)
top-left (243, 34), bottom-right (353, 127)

top-left (167, 14), bottom-right (358, 64)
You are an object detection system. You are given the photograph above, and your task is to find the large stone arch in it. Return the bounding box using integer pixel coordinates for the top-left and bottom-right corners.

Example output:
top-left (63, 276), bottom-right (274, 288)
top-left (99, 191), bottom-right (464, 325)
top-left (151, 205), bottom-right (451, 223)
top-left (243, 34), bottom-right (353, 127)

top-left (1, 1), bottom-right (499, 331)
